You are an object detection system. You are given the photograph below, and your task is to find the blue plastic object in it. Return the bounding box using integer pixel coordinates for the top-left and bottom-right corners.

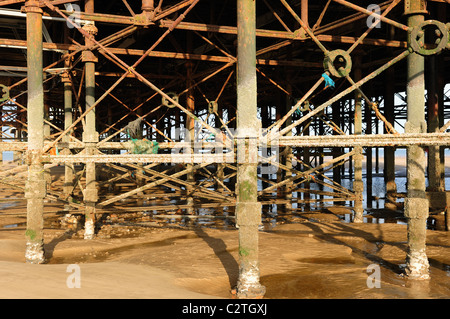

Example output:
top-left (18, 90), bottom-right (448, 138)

top-left (322, 73), bottom-right (335, 89)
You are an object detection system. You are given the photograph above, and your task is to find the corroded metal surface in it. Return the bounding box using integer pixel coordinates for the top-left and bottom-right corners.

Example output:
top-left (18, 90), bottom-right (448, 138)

top-left (0, 0), bottom-right (448, 295)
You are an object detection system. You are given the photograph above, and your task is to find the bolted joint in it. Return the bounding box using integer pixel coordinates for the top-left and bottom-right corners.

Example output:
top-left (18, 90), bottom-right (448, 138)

top-left (82, 132), bottom-right (99, 144)
top-left (61, 70), bottom-right (71, 83)
top-left (141, 1), bottom-right (155, 12)
top-left (22, 1), bottom-right (43, 14)
top-left (408, 20), bottom-right (448, 56)
top-left (82, 23), bottom-right (98, 36)
top-left (81, 50), bottom-right (98, 63)
top-left (208, 101), bottom-right (218, 114)
top-left (236, 202), bottom-right (262, 227)
top-left (293, 27), bottom-right (307, 39)
top-left (404, 0), bottom-right (428, 16)
top-left (323, 49), bottom-right (352, 78)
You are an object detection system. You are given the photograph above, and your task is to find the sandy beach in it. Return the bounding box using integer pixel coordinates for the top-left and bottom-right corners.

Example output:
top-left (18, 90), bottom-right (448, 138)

top-left (0, 213), bottom-right (449, 299)
top-left (0, 161), bottom-right (449, 299)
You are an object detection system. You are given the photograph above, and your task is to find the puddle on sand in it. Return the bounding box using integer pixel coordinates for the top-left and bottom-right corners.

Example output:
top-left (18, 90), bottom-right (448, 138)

top-left (46, 233), bottom-right (199, 265)
top-left (3, 222), bottom-right (26, 229)
top-left (261, 268), bottom-right (370, 299)
top-left (261, 256), bottom-right (450, 299)
top-left (296, 256), bottom-right (355, 265)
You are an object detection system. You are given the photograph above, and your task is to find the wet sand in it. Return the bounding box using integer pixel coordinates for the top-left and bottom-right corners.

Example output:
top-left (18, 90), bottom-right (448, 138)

top-left (0, 216), bottom-right (449, 299)
top-left (0, 161), bottom-right (449, 299)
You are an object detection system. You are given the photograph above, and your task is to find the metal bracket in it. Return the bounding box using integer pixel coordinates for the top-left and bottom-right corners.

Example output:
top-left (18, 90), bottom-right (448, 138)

top-left (323, 49), bottom-right (352, 78)
top-left (208, 101), bottom-right (218, 114)
top-left (404, 0), bottom-right (428, 16)
top-left (409, 20), bottom-right (448, 56)
top-left (299, 100), bottom-right (310, 112)
top-left (134, 13), bottom-right (152, 26)
top-left (162, 92), bottom-right (179, 108)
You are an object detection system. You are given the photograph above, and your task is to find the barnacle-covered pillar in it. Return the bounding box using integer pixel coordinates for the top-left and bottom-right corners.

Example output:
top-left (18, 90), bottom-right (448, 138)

top-left (353, 55), bottom-right (364, 223)
top-left (404, 0), bottom-right (429, 280)
top-left (235, 0), bottom-right (265, 299)
top-left (82, 0), bottom-right (99, 239)
top-left (62, 57), bottom-right (74, 208)
top-left (24, 0), bottom-right (46, 264)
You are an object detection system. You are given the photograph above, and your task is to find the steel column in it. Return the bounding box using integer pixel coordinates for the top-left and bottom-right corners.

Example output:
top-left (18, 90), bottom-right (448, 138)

top-left (82, 0), bottom-right (98, 240)
top-left (384, 56), bottom-right (397, 209)
top-left (185, 35), bottom-right (195, 214)
top-left (353, 55), bottom-right (364, 223)
top-left (235, 0), bottom-right (265, 299)
top-left (404, 1), bottom-right (429, 280)
top-left (426, 55), bottom-right (444, 192)
top-left (62, 57), bottom-right (74, 208)
top-left (24, 0), bottom-right (46, 264)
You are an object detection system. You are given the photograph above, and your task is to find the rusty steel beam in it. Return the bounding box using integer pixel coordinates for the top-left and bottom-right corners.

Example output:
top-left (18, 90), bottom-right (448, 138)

top-left (97, 162), bottom-right (211, 208)
top-left (332, 0), bottom-right (410, 31)
top-left (41, 0), bottom-right (229, 155)
top-left (0, 0), bottom-right (78, 6)
top-left (270, 49), bottom-right (410, 141)
top-left (278, 133), bottom-right (450, 147)
top-left (2, 131), bottom-right (450, 154)
top-left (48, 153), bottom-right (235, 164)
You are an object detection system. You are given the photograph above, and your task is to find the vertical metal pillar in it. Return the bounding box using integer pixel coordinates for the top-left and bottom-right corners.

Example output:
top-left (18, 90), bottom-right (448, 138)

top-left (284, 82), bottom-right (293, 212)
top-left (301, 0), bottom-right (308, 27)
top-left (332, 101), bottom-right (342, 185)
top-left (365, 98), bottom-right (373, 208)
top-left (216, 107), bottom-right (225, 196)
top-left (82, 0), bottom-right (98, 239)
top-left (235, 0), bottom-right (265, 299)
top-left (426, 56), bottom-right (444, 192)
top-left (384, 42), bottom-right (397, 209)
top-left (318, 116), bottom-right (324, 204)
top-left (185, 53), bottom-right (195, 214)
top-left (62, 57), bottom-right (74, 208)
top-left (404, 0), bottom-right (429, 279)
top-left (436, 3), bottom-right (446, 194)
top-left (353, 55), bottom-right (364, 223)
top-left (24, 0), bottom-right (46, 264)
top-left (136, 101), bottom-right (145, 205)
top-left (302, 101), bottom-right (310, 211)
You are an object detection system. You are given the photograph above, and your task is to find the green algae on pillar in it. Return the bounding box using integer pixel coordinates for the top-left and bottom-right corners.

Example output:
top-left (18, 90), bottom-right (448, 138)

top-left (82, 0), bottom-right (99, 240)
top-left (353, 55), bottom-right (364, 223)
top-left (235, 0), bottom-right (265, 299)
top-left (24, 0), bottom-right (46, 264)
top-left (404, 4), bottom-right (429, 280)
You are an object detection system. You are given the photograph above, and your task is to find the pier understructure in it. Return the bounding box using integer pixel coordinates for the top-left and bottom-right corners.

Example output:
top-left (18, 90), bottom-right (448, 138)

top-left (0, 0), bottom-right (449, 297)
